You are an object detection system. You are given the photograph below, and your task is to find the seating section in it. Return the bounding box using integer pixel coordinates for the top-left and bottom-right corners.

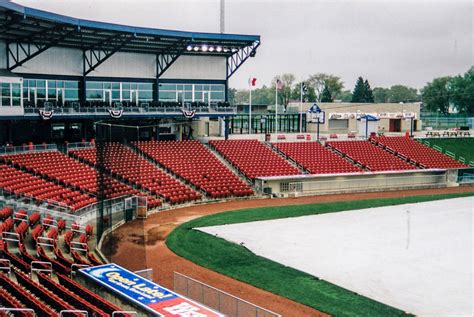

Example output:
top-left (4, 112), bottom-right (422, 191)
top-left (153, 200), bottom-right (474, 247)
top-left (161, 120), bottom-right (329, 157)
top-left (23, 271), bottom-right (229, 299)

top-left (0, 207), bottom-right (128, 316)
top-left (273, 142), bottom-right (362, 174)
top-left (209, 140), bottom-right (301, 179)
top-left (372, 136), bottom-right (468, 169)
top-left (1, 151), bottom-right (161, 209)
top-left (0, 164), bottom-right (95, 211)
top-left (70, 143), bottom-right (200, 204)
top-left (134, 140), bottom-right (253, 198)
top-left (327, 140), bottom-right (416, 172)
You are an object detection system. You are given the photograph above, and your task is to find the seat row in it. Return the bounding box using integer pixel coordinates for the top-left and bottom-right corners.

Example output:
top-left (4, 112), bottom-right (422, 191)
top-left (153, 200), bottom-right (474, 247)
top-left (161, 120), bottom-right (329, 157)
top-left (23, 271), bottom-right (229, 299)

top-left (327, 140), bottom-right (416, 172)
top-left (372, 136), bottom-right (468, 169)
top-left (0, 164), bottom-right (96, 211)
top-left (134, 140), bottom-right (253, 198)
top-left (209, 140), bottom-right (301, 180)
top-left (71, 144), bottom-right (200, 204)
top-left (273, 142), bottom-right (362, 174)
top-left (0, 207), bottom-right (125, 316)
top-left (1, 152), bottom-right (161, 210)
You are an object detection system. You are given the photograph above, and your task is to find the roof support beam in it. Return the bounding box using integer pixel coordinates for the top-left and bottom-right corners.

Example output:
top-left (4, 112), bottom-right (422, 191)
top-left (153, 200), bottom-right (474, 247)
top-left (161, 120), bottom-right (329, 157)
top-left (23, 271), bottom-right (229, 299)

top-left (83, 34), bottom-right (134, 75)
top-left (0, 14), bottom-right (25, 34)
top-left (156, 39), bottom-right (189, 78)
top-left (7, 27), bottom-right (76, 70)
top-left (226, 41), bottom-right (260, 79)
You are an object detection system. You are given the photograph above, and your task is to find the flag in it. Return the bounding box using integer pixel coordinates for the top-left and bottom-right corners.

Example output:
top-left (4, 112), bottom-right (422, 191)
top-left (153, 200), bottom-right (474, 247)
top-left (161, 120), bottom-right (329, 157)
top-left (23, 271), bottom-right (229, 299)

top-left (248, 77), bottom-right (257, 87)
top-left (276, 79), bottom-right (284, 90)
top-left (302, 82), bottom-right (308, 95)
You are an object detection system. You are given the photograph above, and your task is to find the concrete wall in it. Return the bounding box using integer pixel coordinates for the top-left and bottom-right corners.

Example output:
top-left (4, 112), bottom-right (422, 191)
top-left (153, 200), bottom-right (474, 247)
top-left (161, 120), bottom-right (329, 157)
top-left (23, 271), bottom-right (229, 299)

top-left (0, 41), bottom-right (226, 80)
top-left (256, 169), bottom-right (448, 197)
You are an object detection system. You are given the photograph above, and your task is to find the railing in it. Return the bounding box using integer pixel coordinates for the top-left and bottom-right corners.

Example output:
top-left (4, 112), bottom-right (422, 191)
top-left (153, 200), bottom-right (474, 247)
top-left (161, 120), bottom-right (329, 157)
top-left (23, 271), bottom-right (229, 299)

top-left (458, 173), bottom-right (474, 184)
top-left (174, 272), bottom-right (281, 317)
top-left (134, 268), bottom-right (153, 281)
top-left (0, 188), bottom-right (73, 214)
top-left (0, 143), bottom-right (57, 156)
top-left (66, 142), bottom-right (95, 152)
top-left (0, 308), bottom-right (35, 316)
top-left (421, 116), bottom-right (470, 129)
top-left (419, 139), bottom-right (472, 166)
top-left (23, 104), bottom-right (237, 116)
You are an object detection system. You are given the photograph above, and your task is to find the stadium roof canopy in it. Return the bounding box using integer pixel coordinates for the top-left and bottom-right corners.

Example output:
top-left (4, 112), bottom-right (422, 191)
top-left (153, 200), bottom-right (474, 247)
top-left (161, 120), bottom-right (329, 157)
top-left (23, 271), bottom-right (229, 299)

top-left (0, 0), bottom-right (260, 77)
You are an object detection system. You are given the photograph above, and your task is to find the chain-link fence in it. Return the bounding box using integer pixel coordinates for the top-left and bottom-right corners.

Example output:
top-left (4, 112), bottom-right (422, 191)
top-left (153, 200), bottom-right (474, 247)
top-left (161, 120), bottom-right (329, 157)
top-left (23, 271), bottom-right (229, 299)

top-left (174, 272), bottom-right (281, 317)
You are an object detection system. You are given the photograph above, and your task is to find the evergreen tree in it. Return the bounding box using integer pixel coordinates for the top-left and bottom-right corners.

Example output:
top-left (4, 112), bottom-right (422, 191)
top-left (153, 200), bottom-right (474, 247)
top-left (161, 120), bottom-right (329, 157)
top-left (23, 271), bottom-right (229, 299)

top-left (320, 85), bottom-right (333, 102)
top-left (364, 79), bottom-right (374, 103)
top-left (351, 77), bottom-right (366, 102)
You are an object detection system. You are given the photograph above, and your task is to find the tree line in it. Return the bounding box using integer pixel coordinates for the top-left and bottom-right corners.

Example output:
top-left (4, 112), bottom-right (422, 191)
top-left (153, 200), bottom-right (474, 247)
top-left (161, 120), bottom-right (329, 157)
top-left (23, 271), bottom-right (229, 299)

top-left (229, 66), bottom-right (473, 114)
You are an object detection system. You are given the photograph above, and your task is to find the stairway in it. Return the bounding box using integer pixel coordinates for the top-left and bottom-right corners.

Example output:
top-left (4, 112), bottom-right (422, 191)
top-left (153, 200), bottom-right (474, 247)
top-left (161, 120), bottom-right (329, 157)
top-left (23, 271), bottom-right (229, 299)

top-left (265, 142), bottom-right (310, 174)
top-left (204, 142), bottom-right (255, 187)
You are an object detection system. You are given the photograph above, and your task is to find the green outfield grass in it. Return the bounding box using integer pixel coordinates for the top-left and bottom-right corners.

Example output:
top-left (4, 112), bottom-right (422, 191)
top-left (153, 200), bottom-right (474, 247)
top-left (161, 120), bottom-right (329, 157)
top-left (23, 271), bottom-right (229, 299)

top-left (167, 192), bottom-right (474, 317)
top-left (420, 138), bottom-right (474, 164)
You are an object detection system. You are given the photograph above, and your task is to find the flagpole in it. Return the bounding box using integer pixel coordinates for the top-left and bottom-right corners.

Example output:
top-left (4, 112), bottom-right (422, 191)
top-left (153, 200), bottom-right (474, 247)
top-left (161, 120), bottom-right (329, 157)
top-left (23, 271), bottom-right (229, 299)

top-left (299, 82), bottom-right (303, 133)
top-left (249, 88), bottom-right (252, 134)
top-left (275, 84), bottom-right (278, 134)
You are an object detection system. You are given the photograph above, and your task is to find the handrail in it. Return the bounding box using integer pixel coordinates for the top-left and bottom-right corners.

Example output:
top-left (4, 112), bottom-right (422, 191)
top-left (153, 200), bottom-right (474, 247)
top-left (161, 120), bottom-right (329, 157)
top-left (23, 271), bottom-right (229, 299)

top-left (0, 259), bottom-right (11, 274)
top-left (37, 236), bottom-right (55, 248)
top-left (31, 261), bottom-right (52, 276)
top-left (70, 264), bottom-right (89, 276)
top-left (112, 311), bottom-right (138, 317)
top-left (0, 308), bottom-right (35, 316)
top-left (174, 271), bottom-right (281, 317)
top-left (59, 310), bottom-right (88, 316)
top-left (2, 232), bottom-right (20, 244)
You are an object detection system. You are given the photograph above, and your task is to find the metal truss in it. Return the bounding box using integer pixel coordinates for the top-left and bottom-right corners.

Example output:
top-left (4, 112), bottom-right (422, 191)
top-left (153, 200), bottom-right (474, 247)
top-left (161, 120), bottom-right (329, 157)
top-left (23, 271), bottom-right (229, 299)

top-left (83, 34), bottom-right (134, 75)
top-left (156, 40), bottom-right (190, 77)
top-left (226, 41), bottom-right (260, 79)
top-left (7, 26), bottom-right (75, 71)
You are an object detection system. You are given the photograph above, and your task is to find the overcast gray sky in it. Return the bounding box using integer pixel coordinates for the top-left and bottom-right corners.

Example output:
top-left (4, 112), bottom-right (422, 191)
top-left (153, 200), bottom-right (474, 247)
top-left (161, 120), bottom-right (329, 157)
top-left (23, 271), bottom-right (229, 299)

top-left (14, 0), bottom-right (473, 90)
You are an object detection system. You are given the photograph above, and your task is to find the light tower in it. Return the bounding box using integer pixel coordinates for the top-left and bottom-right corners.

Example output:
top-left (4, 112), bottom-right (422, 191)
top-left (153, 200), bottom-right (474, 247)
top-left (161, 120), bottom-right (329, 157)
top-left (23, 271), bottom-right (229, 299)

top-left (220, 0), bottom-right (225, 33)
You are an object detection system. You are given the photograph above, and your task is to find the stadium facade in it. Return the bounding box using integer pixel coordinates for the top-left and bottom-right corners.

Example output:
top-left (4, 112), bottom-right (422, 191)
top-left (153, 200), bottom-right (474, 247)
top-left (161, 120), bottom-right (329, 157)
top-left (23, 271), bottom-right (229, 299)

top-left (0, 0), bottom-right (260, 145)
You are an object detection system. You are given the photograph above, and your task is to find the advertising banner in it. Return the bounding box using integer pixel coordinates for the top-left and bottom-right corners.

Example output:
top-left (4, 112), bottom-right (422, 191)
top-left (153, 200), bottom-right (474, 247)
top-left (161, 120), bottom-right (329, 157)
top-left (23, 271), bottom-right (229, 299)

top-left (80, 264), bottom-right (224, 317)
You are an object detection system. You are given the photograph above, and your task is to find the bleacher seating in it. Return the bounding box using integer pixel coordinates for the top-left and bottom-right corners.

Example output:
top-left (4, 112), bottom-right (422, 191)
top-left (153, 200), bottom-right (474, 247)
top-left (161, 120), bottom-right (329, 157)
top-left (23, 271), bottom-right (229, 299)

top-left (134, 140), bottom-right (253, 198)
top-left (372, 136), bottom-right (468, 169)
top-left (327, 140), bottom-right (416, 172)
top-left (209, 140), bottom-right (301, 179)
top-left (71, 143), bottom-right (200, 204)
top-left (1, 151), bottom-right (161, 209)
top-left (0, 164), bottom-right (96, 211)
top-left (273, 142), bottom-right (362, 174)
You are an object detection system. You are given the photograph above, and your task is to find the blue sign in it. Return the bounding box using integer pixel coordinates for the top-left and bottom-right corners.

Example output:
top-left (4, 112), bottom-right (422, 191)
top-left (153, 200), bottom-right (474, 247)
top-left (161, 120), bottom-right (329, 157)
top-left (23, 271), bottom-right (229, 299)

top-left (308, 103), bottom-right (322, 113)
top-left (80, 264), bottom-right (224, 317)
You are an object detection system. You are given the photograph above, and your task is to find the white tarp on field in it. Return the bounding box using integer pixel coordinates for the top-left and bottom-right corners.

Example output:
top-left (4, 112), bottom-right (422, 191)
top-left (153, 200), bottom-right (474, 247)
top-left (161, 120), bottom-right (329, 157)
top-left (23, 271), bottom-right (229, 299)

top-left (198, 197), bottom-right (474, 317)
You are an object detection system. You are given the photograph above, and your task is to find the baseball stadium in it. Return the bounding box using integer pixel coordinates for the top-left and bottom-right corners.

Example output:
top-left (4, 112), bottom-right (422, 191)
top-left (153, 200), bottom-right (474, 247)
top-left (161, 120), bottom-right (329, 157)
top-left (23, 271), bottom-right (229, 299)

top-left (0, 0), bottom-right (472, 316)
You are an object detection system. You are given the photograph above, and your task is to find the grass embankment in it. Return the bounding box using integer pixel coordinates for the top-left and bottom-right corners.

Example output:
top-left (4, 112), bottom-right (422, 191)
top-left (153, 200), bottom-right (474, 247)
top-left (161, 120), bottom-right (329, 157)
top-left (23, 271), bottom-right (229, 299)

top-left (167, 192), bottom-right (474, 317)
top-left (422, 138), bottom-right (474, 164)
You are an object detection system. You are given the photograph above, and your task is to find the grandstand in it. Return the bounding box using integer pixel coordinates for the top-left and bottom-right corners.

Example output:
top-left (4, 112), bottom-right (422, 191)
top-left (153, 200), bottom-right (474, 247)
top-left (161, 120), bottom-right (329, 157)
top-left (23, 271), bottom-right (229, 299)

top-left (0, 0), bottom-right (472, 316)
